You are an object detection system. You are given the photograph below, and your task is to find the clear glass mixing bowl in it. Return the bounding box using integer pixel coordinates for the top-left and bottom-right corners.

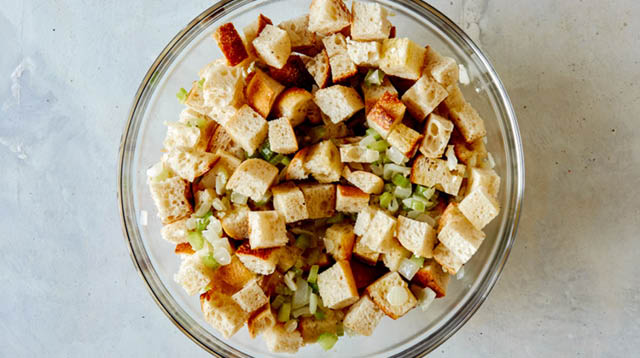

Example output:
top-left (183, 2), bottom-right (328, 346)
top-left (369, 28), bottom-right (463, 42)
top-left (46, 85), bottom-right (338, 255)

top-left (118, 0), bottom-right (525, 356)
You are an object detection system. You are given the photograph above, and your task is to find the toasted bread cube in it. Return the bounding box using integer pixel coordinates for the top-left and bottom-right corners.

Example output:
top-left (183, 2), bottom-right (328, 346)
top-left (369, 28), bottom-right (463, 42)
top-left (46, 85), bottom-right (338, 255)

top-left (351, 1), bottom-right (391, 41)
top-left (419, 113), bottom-right (454, 158)
top-left (232, 280), bottom-right (269, 313)
top-left (252, 24), bottom-right (291, 69)
top-left (236, 243), bottom-right (280, 275)
top-left (200, 59), bottom-right (245, 110)
top-left (214, 23), bottom-right (249, 67)
top-left (247, 303), bottom-right (275, 338)
top-left (318, 260), bottom-right (359, 309)
top-left (174, 254), bottom-right (213, 296)
top-left (224, 105), bottom-right (268, 155)
top-left (267, 54), bottom-right (313, 88)
top-left (299, 183), bottom-right (336, 219)
top-left (271, 182), bottom-right (309, 223)
top-left (458, 187), bottom-right (500, 229)
top-left (353, 205), bottom-right (376, 236)
top-left (424, 45), bottom-right (459, 90)
top-left (433, 243), bottom-right (464, 274)
top-left (387, 123), bottom-right (423, 158)
top-left (314, 85), bottom-right (364, 124)
top-left (353, 236), bottom-right (379, 265)
top-left (263, 323), bottom-right (304, 353)
top-left (268, 118), bottom-right (298, 154)
top-left (410, 155), bottom-right (466, 196)
top-left (208, 125), bottom-right (246, 159)
top-left (243, 14), bottom-right (273, 57)
top-left (227, 158), bottom-right (278, 200)
top-left (402, 74), bottom-right (448, 121)
top-left (437, 204), bottom-right (485, 262)
top-left (217, 255), bottom-right (256, 290)
top-left (220, 205), bottom-right (249, 240)
top-left (360, 209), bottom-right (397, 252)
top-left (304, 140), bottom-right (343, 183)
top-left (164, 120), bottom-right (213, 152)
top-left (346, 39), bottom-right (382, 67)
top-left (396, 216), bottom-right (436, 258)
top-left (273, 88), bottom-right (313, 127)
top-left (247, 211), bottom-right (288, 249)
top-left (284, 147), bottom-right (310, 180)
top-left (201, 287), bottom-right (249, 339)
top-left (381, 238), bottom-right (411, 271)
top-left (443, 86), bottom-right (487, 143)
top-left (451, 131), bottom-right (488, 167)
top-left (198, 150), bottom-right (243, 190)
top-left (468, 167), bottom-right (500, 199)
top-left (148, 176), bottom-right (192, 224)
top-left (162, 150), bottom-right (217, 183)
top-left (174, 242), bottom-right (195, 255)
top-left (302, 49), bottom-right (331, 88)
top-left (279, 15), bottom-right (316, 52)
top-left (245, 69), bottom-right (285, 118)
top-left (160, 218), bottom-right (189, 244)
top-left (323, 121), bottom-right (350, 139)
top-left (308, 0), bottom-right (351, 35)
top-left (343, 295), bottom-right (384, 336)
top-left (350, 259), bottom-right (386, 287)
top-left (323, 33), bottom-right (357, 82)
top-left (299, 309), bottom-right (345, 343)
top-left (343, 167), bottom-right (384, 194)
top-left (365, 271), bottom-right (417, 319)
top-left (339, 144), bottom-right (380, 163)
top-left (336, 184), bottom-right (370, 213)
top-left (324, 223), bottom-right (356, 261)
top-left (379, 38), bottom-right (426, 80)
top-left (361, 77), bottom-right (398, 114)
top-left (366, 91), bottom-right (406, 139)
top-left (412, 259), bottom-right (450, 298)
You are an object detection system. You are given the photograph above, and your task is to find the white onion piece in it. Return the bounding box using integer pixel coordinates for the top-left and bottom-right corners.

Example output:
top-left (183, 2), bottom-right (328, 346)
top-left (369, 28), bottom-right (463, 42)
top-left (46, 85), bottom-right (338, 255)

top-left (445, 145), bottom-right (458, 171)
top-left (211, 197), bottom-right (226, 211)
top-left (292, 306), bottom-right (310, 318)
top-left (385, 146), bottom-right (408, 165)
top-left (383, 163), bottom-right (410, 180)
top-left (309, 293), bottom-right (318, 314)
top-left (215, 171), bottom-right (227, 195)
top-left (398, 258), bottom-right (421, 281)
top-left (213, 247), bottom-right (231, 266)
top-left (206, 217), bottom-right (223, 236)
top-left (359, 135), bottom-right (377, 148)
top-left (394, 185), bottom-right (412, 199)
top-left (386, 286), bottom-right (408, 306)
top-left (458, 64), bottom-right (470, 85)
top-left (486, 152), bottom-right (496, 169)
top-left (410, 284), bottom-right (437, 311)
top-left (292, 278), bottom-right (310, 309)
top-left (185, 217), bottom-right (198, 230)
top-left (284, 320), bottom-right (298, 332)
top-left (284, 271), bottom-right (297, 291)
top-left (388, 197), bottom-right (399, 213)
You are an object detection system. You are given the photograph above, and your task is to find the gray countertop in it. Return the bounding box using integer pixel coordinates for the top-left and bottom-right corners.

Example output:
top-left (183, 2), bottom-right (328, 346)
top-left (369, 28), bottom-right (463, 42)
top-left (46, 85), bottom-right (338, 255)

top-left (1, 0), bottom-right (638, 357)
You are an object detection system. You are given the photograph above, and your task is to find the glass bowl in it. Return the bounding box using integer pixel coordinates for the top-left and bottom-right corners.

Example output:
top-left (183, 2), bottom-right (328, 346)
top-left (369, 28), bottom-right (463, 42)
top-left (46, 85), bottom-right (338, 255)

top-left (117, 0), bottom-right (525, 356)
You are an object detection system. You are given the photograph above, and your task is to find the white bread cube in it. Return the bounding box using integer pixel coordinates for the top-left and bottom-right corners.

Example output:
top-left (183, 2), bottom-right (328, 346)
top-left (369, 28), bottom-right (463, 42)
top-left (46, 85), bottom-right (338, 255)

top-left (160, 218), bottom-right (189, 244)
top-left (162, 149), bottom-right (217, 183)
top-left (263, 323), bottom-right (304, 353)
top-left (299, 309), bottom-right (345, 343)
top-left (236, 243), bottom-right (280, 275)
top-left (365, 271), bottom-right (417, 319)
top-left (353, 205), bottom-right (376, 236)
top-left (458, 187), bottom-right (500, 229)
top-left (412, 259), bottom-right (450, 298)
top-left (366, 91), bottom-right (406, 138)
top-left (208, 125), bottom-right (246, 160)
top-left (336, 184), bottom-right (370, 213)
top-left (323, 121), bottom-right (350, 139)
top-left (214, 22), bottom-right (249, 67)
top-left (164, 121), bottom-right (213, 152)
top-left (227, 158), bottom-right (278, 201)
top-left (148, 176), bottom-right (193, 224)
top-left (396, 216), bottom-right (436, 258)
top-left (433, 243), bottom-right (464, 274)
top-left (284, 147), bottom-right (310, 180)
top-left (317, 260), bottom-right (359, 309)
top-left (247, 302), bottom-right (275, 338)
top-left (308, 0), bottom-right (351, 35)
top-left (452, 133), bottom-right (488, 167)
top-left (343, 167), bottom-right (384, 194)
top-left (339, 143), bottom-right (380, 163)
top-left (201, 287), bottom-right (249, 339)
top-left (419, 113), bottom-right (454, 158)
top-left (247, 211), bottom-right (288, 249)
top-left (381, 238), bottom-right (411, 272)
top-left (174, 254), bottom-right (213, 296)
top-left (245, 69), bottom-right (285, 118)
top-left (351, 1), bottom-right (392, 41)
top-left (387, 123), bottom-right (423, 158)
top-left (322, 32), bottom-right (348, 57)
top-left (353, 236), bottom-right (379, 265)
top-left (232, 280), bottom-right (269, 313)
top-left (302, 49), bottom-right (331, 88)
top-left (242, 14), bottom-right (273, 57)
top-left (443, 86), bottom-right (487, 143)
top-left (184, 81), bottom-right (213, 117)
top-left (224, 105), bottom-right (268, 155)
top-left (346, 39), bottom-right (382, 67)
top-left (314, 85), bottom-right (364, 124)
top-left (200, 59), bottom-right (245, 110)
top-left (198, 150), bottom-right (242, 189)
top-left (272, 88), bottom-right (313, 127)
top-left (343, 295), bottom-right (384, 336)
top-left (424, 45), bottom-right (459, 90)
top-left (468, 167), bottom-right (500, 199)
top-left (252, 24), bottom-right (291, 69)
top-left (304, 140), bottom-right (343, 183)
top-left (278, 15), bottom-right (316, 52)
top-left (437, 204), bottom-right (485, 263)
top-left (217, 255), bottom-right (256, 290)
top-left (323, 222), bottom-right (356, 261)
top-left (410, 155), bottom-right (466, 196)
top-left (401, 74), bottom-right (448, 121)
top-left (361, 76), bottom-right (398, 114)
top-left (323, 33), bottom-right (357, 82)
top-left (360, 209), bottom-right (397, 252)
top-left (220, 205), bottom-right (249, 240)
top-left (299, 183), bottom-right (336, 219)
top-left (268, 117), bottom-right (298, 154)
top-left (379, 38), bottom-right (427, 80)
top-left (271, 182), bottom-right (309, 223)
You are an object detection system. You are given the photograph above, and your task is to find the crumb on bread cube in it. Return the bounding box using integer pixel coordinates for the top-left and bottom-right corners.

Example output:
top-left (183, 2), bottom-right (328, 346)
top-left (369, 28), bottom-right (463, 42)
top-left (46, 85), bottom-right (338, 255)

top-left (317, 260), bottom-right (359, 309)
top-left (226, 158), bottom-right (278, 201)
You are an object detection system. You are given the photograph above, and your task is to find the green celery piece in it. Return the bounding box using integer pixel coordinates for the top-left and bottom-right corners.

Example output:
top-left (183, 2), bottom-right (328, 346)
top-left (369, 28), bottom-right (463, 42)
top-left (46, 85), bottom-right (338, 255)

top-left (176, 88), bottom-right (188, 103)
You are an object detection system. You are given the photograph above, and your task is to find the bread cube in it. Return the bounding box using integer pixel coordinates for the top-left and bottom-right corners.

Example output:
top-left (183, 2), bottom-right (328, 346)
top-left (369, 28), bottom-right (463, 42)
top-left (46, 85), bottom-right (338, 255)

top-left (162, 149), bottom-right (217, 183)
top-left (353, 205), bottom-right (376, 236)
top-left (217, 255), bottom-right (256, 291)
top-left (387, 123), bottom-right (423, 158)
top-left (245, 69), bottom-right (285, 118)
top-left (220, 205), bottom-right (249, 240)
top-left (198, 150), bottom-right (242, 190)
top-left (314, 85), bottom-right (364, 124)
top-left (437, 204), bottom-right (485, 262)
top-left (351, 1), bottom-right (392, 41)
top-left (410, 155), bottom-right (466, 196)
top-left (323, 222), bottom-right (356, 261)
top-left (322, 32), bottom-right (348, 57)
top-left (424, 45), bottom-right (459, 90)
top-left (339, 144), bottom-right (380, 163)
top-left (247, 211), bottom-right (288, 249)
top-left (323, 121), bottom-right (350, 139)
top-left (214, 22), bottom-right (249, 67)
top-left (401, 74), bottom-right (448, 121)
top-left (278, 15), bottom-right (316, 52)
top-left (379, 38), bottom-right (427, 80)
top-left (267, 55), bottom-right (314, 88)
top-left (468, 167), bottom-right (500, 199)
top-left (247, 302), bottom-right (276, 338)
top-left (252, 24), bottom-right (291, 69)
top-left (273, 88), bottom-right (313, 127)
top-left (412, 259), bottom-right (450, 298)
top-left (353, 236), bottom-right (380, 265)
top-left (224, 105), bottom-right (268, 155)
top-left (343, 167), bottom-right (384, 194)
top-left (184, 81), bottom-right (213, 116)
top-left (174, 254), bottom-right (213, 296)
top-left (299, 309), bottom-right (345, 343)
top-left (419, 113), bottom-right (454, 158)
top-left (346, 39), bottom-right (382, 67)
top-left (458, 187), bottom-right (500, 229)
top-left (317, 260), bottom-right (359, 309)
top-left (382, 238), bottom-right (411, 272)
top-left (299, 183), bottom-right (336, 219)
top-left (268, 118), bottom-right (298, 154)
top-left (443, 86), bottom-right (487, 143)
top-left (174, 242), bottom-right (195, 255)
top-left (308, 0), bottom-right (351, 35)
top-left (208, 125), bottom-right (246, 159)
top-left (284, 147), bottom-right (310, 180)
top-left (323, 33), bottom-right (358, 82)
top-left (361, 76), bottom-right (398, 114)
top-left (201, 287), bottom-right (249, 339)
top-left (433, 243), bottom-right (464, 274)
top-left (271, 182), bottom-right (309, 223)
top-left (343, 295), bottom-right (385, 336)
top-left (336, 184), bottom-right (370, 213)
top-left (232, 280), bottom-right (269, 313)
top-left (365, 271), bottom-right (417, 319)
top-left (451, 131), bottom-right (488, 167)
top-left (360, 209), bottom-right (397, 252)
top-left (236, 243), bottom-right (280, 275)
top-left (304, 140), bottom-right (343, 183)
top-left (160, 218), bottom-right (189, 244)
top-left (243, 14), bottom-right (273, 57)
top-left (396, 216), bottom-right (436, 258)
top-left (148, 176), bottom-right (192, 224)
top-left (263, 323), bottom-right (304, 353)
top-left (302, 49), bottom-right (331, 88)
top-left (164, 120), bottom-right (213, 152)
top-left (200, 59), bottom-right (245, 110)
top-left (226, 158), bottom-right (278, 201)
top-left (366, 91), bottom-right (406, 138)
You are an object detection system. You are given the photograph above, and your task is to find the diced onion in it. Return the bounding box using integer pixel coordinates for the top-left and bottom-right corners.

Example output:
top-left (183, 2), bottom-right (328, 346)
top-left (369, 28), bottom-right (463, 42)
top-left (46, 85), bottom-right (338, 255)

top-left (309, 292), bottom-right (318, 314)
top-left (359, 135), bottom-right (377, 148)
top-left (445, 145), bottom-right (458, 171)
top-left (284, 319), bottom-right (298, 332)
top-left (394, 185), bottom-right (412, 199)
top-left (292, 277), bottom-right (310, 308)
top-left (410, 284), bottom-right (437, 312)
top-left (388, 197), bottom-right (399, 213)
top-left (456, 267), bottom-right (465, 280)
top-left (371, 163), bottom-right (384, 176)
top-left (385, 146), bottom-right (408, 165)
top-left (458, 64), bottom-right (470, 85)
top-left (215, 171), bottom-right (228, 195)
top-left (277, 303), bottom-right (291, 323)
top-left (386, 286), bottom-right (408, 306)
top-left (271, 295), bottom-right (285, 310)
top-left (213, 247), bottom-right (231, 266)
top-left (284, 271), bottom-right (297, 291)
top-left (185, 218), bottom-right (198, 230)
top-left (486, 152), bottom-right (496, 169)
top-left (230, 191), bottom-right (248, 205)
top-left (211, 197), bottom-right (227, 211)
top-left (206, 217), bottom-right (223, 237)
top-left (292, 306), bottom-right (311, 318)
top-left (398, 258), bottom-right (421, 280)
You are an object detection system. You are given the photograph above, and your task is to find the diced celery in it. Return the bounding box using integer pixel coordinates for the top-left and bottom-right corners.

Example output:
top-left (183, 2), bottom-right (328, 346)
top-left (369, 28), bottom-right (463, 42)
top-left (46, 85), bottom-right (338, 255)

top-left (295, 234), bottom-right (312, 249)
top-left (384, 183), bottom-right (395, 193)
top-left (269, 154), bottom-right (287, 165)
top-left (197, 78), bottom-right (205, 88)
top-left (392, 173), bottom-right (411, 188)
top-left (394, 185), bottom-right (412, 199)
top-left (367, 139), bottom-right (389, 152)
top-left (366, 128), bottom-right (382, 140)
top-left (388, 197), bottom-right (399, 213)
top-left (292, 306), bottom-right (311, 318)
top-left (187, 231), bottom-right (204, 250)
top-left (309, 281), bottom-right (319, 293)
top-left (415, 185), bottom-right (436, 200)
top-left (292, 267), bottom-right (303, 277)
top-left (336, 323), bottom-right (344, 337)
top-left (327, 213), bottom-right (345, 224)
top-left (201, 253), bottom-right (220, 269)
top-left (260, 141), bottom-right (275, 161)
top-left (280, 156), bottom-right (291, 166)
top-left (310, 126), bottom-right (326, 142)
top-left (309, 292), bottom-right (318, 314)
top-left (277, 303), bottom-right (291, 322)
top-left (195, 211), bottom-right (213, 231)
top-left (176, 88), bottom-right (188, 103)
top-left (314, 309), bottom-right (326, 320)
top-left (410, 254), bottom-right (425, 268)
top-left (364, 68), bottom-right (384, 86)
top-left (307, 265), bottom-right (320, 283)
top-left (317, 332), bottom-right (338, 350)
top-left (379, 192), bottom-right (394, 208)
top-left (271, 295), bottom-right (286, 310)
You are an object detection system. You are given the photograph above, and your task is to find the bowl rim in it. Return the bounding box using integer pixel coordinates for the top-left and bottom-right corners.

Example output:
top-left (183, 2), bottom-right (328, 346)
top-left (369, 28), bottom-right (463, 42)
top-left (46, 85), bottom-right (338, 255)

top-left (117, 0), bottom-right (525, 356)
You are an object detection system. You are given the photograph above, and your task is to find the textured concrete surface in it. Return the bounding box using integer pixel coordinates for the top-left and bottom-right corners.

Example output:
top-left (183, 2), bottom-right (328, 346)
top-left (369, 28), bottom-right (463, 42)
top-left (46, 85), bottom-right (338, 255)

top-left (1, 0), bottom-right (638, 357)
